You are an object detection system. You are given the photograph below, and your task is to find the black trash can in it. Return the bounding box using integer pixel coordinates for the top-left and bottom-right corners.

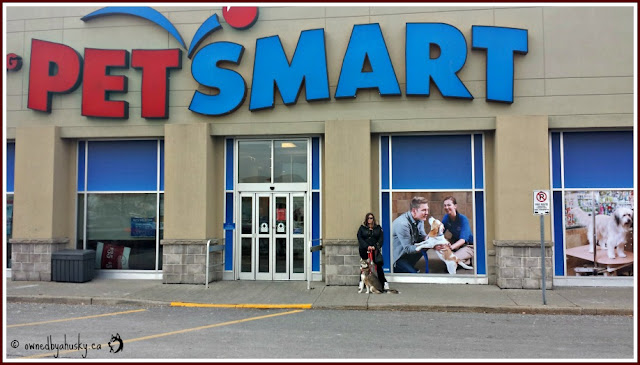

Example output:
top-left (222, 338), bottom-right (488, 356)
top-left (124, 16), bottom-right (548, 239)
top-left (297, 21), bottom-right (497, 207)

top-left (51, 249), bottom-right (96, 283)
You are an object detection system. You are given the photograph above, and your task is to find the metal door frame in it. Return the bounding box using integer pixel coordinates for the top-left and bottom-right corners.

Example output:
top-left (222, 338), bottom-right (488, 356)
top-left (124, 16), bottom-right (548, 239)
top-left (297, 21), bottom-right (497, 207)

top-left (235, 192), bottom-right (307, 280)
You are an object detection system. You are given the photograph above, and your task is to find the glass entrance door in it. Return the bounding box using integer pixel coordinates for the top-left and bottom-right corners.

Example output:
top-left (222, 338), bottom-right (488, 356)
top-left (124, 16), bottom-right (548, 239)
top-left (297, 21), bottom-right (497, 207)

top-left (238, 192), bottom-right (306, 280)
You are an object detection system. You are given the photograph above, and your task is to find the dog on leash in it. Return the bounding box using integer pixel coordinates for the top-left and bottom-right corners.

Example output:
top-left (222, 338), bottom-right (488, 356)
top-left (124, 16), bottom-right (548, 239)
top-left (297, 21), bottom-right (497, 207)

top-left (570, 204), bottom-right (633, 259)
top-left (358, 259), bottom-right (399, 294)
top-left (414, 217), bottom-right (474, 274)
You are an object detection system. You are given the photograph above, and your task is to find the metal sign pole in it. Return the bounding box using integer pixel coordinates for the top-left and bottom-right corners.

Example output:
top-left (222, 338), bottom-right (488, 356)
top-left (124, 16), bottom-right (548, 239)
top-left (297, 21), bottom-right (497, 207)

top-left (533, 190), bottom-right (550, 306)
top-left (307, 239), bottom-right (312, 290)
top-left (540, 214), bottom-right (546, 305)
top-left (307, 239), bottom-right (322, 290)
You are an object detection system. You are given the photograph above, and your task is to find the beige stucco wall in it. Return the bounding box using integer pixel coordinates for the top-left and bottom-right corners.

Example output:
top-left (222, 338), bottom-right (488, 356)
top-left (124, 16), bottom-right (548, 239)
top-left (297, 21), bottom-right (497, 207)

top-left (4, 5), bottom-right (633, 139)
top-left (324, 120), bottom-right (372, 240)
top-left (164, 123), bottom-right (221, 239)
top-left (370, 134), bottom-right (380, 219)
top-left (12, 126), bottom-right (75, 242)
top-left (493, 116), bottom-right (552, 241)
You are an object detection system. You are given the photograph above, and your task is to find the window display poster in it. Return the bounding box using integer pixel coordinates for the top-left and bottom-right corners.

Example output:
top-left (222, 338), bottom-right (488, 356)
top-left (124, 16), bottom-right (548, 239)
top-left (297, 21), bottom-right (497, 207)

top-left (95, 241), bottom-right (131, 269)
top-left (131, 217), bottom-right (156, 237)
top-left (563, 190), bottom-right (634, 277)
top-left (390, 192), bottom-right (474, 274)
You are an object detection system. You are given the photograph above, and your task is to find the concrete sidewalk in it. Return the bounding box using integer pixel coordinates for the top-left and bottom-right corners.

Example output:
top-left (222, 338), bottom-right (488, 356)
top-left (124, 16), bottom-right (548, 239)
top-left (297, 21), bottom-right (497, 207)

top-left (5, 278), bottom-right (635, 316)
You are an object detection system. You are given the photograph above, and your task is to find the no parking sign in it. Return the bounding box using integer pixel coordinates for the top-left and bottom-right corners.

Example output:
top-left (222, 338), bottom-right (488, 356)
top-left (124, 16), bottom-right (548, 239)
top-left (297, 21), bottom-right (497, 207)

top-left (533, 189), bottom-right (550, 305)
top-left (533, 190), bottom-right (550, 215)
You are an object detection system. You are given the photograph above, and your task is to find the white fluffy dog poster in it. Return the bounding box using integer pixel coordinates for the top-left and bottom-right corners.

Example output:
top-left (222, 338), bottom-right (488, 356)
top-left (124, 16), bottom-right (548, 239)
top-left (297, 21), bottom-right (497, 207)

top-left (566, 192), bottom-right (634, 260)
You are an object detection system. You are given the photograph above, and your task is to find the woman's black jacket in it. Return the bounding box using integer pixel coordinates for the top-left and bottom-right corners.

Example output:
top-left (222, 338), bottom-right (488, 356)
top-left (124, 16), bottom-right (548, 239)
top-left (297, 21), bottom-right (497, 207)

top-left (356, 224), bottom-right (383, 260)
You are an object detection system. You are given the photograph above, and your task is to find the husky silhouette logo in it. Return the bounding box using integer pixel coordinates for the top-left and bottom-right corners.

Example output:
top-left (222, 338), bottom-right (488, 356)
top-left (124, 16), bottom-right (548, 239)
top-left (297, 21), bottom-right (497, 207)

top-left (108, 333), bottom-right (124, 353)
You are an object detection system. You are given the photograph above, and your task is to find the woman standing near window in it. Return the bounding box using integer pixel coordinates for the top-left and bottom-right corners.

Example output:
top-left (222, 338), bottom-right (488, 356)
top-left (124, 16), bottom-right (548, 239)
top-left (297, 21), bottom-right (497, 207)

top-left (357, 212), bottom-right (389, 290)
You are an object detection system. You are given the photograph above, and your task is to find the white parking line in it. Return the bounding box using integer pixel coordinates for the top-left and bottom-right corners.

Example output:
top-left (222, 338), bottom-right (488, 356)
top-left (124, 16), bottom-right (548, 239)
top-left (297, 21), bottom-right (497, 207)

top-left (7, 309), bottom-right (147, 328)
top-left (20, 309), bottom-right (305, 359)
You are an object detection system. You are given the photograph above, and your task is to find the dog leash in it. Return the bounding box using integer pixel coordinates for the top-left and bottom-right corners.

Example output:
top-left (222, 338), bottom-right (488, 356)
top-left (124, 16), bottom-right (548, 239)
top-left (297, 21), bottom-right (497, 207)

top-left (368, 250), bottom-right (377, 273)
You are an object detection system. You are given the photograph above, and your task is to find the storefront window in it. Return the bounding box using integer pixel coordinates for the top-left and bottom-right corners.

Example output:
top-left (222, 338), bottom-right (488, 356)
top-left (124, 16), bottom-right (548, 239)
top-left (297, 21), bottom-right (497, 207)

top-left (76, 194), bottom-right (84, 250)
top-left (84, 193), bottom-right (158, 270)
top-left (552, 131), bottom-right (634, 278)
top-left (6, 142), bottom-right (15, 268)
top-left (274, 140), bottom-right (307, 183)
top-left (238, 140), bottom-right (307, 184)
top-left (77, 140), bottom-right (163, 271)
top-left (382, 134), bottom-right (485, 276)
top-left (6, 194), bottom-right (13, 268)
top-left (238, 141), bottom-right (271, 183)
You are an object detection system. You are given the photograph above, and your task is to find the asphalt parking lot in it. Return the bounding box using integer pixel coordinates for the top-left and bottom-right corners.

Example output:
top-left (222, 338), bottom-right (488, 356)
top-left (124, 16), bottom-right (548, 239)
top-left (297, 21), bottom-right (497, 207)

top-left (6, 303), bottom-right (303, 359)
top-left (5, 302), bottom-right (635, 360)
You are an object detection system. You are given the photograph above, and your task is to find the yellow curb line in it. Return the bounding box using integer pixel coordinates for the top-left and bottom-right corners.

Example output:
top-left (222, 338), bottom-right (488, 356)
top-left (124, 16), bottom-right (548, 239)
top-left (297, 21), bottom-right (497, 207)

top-left (170, 301), bottom-right (312, 309)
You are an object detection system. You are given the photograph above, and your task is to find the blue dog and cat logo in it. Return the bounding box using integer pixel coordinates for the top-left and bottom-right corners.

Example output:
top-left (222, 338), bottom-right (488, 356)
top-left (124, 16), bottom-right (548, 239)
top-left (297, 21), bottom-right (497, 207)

top-left (108, 334), bottom-right (123, 354)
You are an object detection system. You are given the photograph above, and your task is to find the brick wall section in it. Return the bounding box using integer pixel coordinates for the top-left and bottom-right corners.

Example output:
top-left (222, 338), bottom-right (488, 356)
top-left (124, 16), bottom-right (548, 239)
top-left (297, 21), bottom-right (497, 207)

top-left (161, 239), bottom-right (223, 284)
top-left (494, 240), bottom-right (553, 289)
top-left (487, 249), bottom-right (497, 285)
top-left (9, 238), bottom-right (69, 281)
top-left (323, 240), bottom-right (360, 286)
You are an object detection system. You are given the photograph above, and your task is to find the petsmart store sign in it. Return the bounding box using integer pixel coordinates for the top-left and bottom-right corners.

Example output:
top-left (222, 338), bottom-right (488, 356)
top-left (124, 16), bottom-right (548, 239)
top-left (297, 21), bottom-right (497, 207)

top-left (26, 6), bottom-right (528, 119)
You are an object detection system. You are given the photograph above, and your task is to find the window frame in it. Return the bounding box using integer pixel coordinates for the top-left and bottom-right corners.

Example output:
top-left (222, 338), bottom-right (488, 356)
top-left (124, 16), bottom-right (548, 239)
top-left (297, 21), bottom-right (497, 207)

top-left (380, 132), bottom-right (487, 280)
top-left (550, 130), bottom-right (634, 280)
top-left (76, 139), bottom-right (164, 272)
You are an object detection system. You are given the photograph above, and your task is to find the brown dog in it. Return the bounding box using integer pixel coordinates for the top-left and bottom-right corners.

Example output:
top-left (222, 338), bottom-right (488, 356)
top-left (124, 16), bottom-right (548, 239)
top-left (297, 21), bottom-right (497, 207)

top-left (415, 217), bottom-right (473, 274)
top-left (358, 259), bottom-right (399, 294)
